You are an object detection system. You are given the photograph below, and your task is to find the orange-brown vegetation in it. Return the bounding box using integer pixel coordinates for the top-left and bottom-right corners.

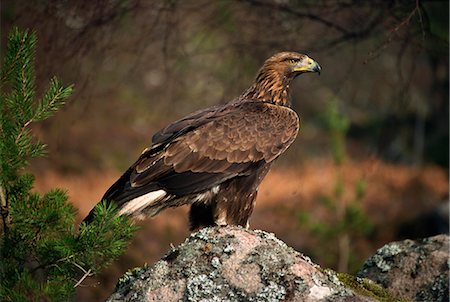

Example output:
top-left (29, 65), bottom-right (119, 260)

top-left (32, 158), bottom-right (448, 302)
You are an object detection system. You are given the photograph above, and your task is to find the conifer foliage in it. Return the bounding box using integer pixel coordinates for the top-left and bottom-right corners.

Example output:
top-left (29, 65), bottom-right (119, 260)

top-left (0, 28), bottom-right (136, 301)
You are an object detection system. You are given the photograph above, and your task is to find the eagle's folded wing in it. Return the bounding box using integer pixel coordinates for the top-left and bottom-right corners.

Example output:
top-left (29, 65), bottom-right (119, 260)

top-left (103, 101), bottom-right (298, 206)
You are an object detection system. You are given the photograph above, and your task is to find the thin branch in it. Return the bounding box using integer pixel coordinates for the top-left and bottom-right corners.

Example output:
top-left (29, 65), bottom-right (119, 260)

top-left (314, 11), bottom-right (385, 52)
top-left (238, 0), bottom-right (350, 34)
top-left (364, 2), bottom-right (423, 63)
top-left (0, 184), bottom-right (8, 234)
top-left (416, 0), bottom-right (426, 45)
top-left (30, 254), bottom-right (74, 274)
top-left (67, 1), bottom-right (141, 59)
top-left (73, 271), bottom-right (93, 288)
top-left (73, 262), bottom-right (93, 288)
top-left (238, 0), bottom-right (388, 53)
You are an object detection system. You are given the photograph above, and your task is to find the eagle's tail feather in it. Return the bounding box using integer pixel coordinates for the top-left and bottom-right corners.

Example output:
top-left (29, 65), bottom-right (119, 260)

top-left (82, 188), bottom-right (168, 224)
top-left (82, 166), bottom-right (167, 224)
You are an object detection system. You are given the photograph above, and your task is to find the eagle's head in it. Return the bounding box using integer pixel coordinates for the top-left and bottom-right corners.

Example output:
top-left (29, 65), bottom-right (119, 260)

top-left (263, 51), bottom-right (321, 78)
top-left (243, 51), bottom-right (321, 106)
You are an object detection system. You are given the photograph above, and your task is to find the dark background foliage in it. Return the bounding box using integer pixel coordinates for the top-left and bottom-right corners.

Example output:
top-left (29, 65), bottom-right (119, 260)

top-left (2, 0), bottom-right (448, 170)
top-left (2, 1), bottom-right (448, 301)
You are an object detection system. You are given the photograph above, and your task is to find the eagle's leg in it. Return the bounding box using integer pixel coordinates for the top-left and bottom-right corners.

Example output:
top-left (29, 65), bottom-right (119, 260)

top-left (188, 191), bottom-right (256, 231)
top-left (212, 184), bottom-right (258, 229)
top-left (189, 164), bottom-right (270, 231)
top-left (189, 202), bottom-right (216, 231)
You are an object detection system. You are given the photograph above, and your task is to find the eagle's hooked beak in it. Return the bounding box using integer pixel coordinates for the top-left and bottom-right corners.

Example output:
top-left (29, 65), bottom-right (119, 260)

top-left (294, 57), bottom-right (321, 75)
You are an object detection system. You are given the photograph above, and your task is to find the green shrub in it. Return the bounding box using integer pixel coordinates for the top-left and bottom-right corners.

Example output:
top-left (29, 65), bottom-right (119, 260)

top-left (0, 28), bottom-right (136, 301)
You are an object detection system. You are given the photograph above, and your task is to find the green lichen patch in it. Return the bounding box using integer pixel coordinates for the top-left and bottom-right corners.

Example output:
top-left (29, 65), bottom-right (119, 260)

top-left (116, 265), bottom-right (148, 290)
top-left (336, 273), bottom-right (409, 302)
top-left (185, 273), bottom-right (236, 302)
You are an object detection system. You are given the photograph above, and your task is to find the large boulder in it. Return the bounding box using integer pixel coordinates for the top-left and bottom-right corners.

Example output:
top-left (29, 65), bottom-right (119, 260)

top-left (107, 227), bottom-right (401, 302)
top-left (358, 234), bottom-right (449, 301)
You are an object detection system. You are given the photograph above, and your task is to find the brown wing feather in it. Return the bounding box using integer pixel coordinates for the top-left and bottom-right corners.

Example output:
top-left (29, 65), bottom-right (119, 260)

top-left (120, 101), bottom-right (298, 198)
top-left (162, 101), bottom-right (299, 174)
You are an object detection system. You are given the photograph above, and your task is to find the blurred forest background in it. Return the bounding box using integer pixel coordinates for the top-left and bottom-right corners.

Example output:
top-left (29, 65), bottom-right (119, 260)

top-left (2, 1), bottom-right (448, 301)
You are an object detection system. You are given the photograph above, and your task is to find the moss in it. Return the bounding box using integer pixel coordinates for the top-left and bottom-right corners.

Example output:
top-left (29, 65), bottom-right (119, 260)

top-left (336, 273), bottom-right (409, 302)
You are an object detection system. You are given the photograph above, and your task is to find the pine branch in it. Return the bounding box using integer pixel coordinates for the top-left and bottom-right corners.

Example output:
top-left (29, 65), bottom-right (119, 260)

top-left (34, 78), bottom-right (73, 122)
top-left (1, 27), bottom-right (135, 300)
top-left (0, 28), bottom-right (31, 84)
top-left (15, 78), bottom-right (73, 146)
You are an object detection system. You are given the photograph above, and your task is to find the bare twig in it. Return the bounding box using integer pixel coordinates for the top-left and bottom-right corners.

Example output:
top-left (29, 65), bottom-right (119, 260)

top-left (238, 0), bottom-right (350, 34)
top-left (73, 262), bottom-right (93, 288)
top-left (238, 0), bottom-right (388, 53)
top-left (74, 269), bottom-right (93, 288)
top-left (0, 184), bottom-right (8, 234)
top-left (365, 1), bottom-right (423, 63)
top-left (315, 11), bottom-right (385, 52)
top-left (415, 0), bottom-right (426, 45)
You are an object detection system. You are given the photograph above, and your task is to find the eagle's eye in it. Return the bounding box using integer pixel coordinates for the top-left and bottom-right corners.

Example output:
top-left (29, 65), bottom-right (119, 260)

top-left (288, 59), bottom-right (299, 64)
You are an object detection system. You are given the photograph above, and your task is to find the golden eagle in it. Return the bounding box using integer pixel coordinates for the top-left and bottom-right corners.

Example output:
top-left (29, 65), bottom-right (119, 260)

top-left (85, 52), bottom-right (321, 230)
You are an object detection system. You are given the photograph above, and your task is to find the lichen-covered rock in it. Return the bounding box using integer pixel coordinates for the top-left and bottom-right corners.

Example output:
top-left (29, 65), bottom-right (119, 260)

top-left (107, 227), bottom-right (392, 302)
top-left (358, 234), bottom-right (449, 302)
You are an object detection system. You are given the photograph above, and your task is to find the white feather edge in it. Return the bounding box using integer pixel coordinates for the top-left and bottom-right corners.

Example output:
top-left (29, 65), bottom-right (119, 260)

top-left (192, 185), bottom-right (220, 203)
top-left (119, 190), bottom-right (166, 215)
